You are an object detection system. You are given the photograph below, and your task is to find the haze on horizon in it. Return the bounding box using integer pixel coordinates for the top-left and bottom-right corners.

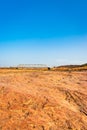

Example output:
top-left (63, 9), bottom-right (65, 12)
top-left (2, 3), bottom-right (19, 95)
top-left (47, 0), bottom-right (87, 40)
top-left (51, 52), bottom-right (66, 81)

top-left (0, 0), bottom-right (87, 67)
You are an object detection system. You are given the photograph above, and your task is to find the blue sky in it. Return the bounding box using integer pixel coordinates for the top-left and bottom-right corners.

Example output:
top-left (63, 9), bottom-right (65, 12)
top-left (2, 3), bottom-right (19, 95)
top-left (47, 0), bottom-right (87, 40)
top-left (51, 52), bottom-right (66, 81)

top-left (0, 0), bottom-right (87, 66)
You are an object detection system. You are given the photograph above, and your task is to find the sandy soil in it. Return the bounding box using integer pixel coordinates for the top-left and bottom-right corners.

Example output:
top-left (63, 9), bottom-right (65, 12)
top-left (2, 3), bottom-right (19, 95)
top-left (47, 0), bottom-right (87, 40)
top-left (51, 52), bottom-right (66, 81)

top-left (0, 69), bottom-right (87, 130)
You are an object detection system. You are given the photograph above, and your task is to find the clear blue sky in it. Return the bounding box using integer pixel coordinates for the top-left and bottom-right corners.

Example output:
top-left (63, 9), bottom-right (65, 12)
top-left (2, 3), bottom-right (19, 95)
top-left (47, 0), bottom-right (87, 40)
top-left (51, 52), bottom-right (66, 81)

top-left (0, 0), bottom-right (87, 66)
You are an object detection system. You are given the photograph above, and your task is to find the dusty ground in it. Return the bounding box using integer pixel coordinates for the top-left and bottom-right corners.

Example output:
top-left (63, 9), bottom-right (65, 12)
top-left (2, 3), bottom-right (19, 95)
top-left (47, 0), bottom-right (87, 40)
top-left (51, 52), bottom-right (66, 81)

top-left (0, 69), bottom-right (87, 130)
